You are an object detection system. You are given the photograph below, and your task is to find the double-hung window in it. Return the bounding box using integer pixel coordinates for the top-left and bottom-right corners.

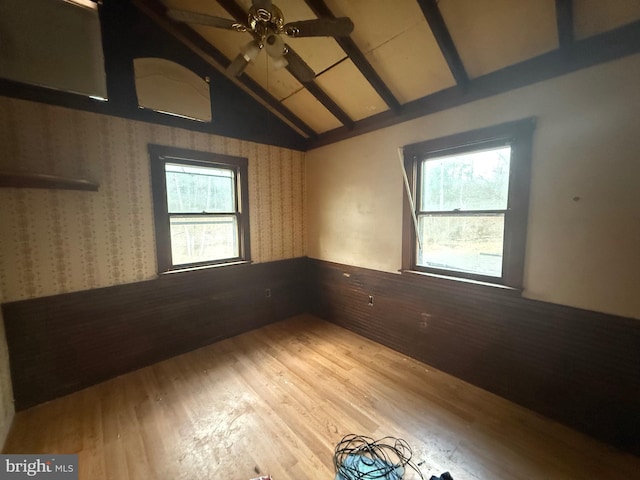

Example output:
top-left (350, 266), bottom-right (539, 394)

top-left (149, 145), bottom-right (250, 273)
top-left (402, 119), bottom-right (535, 288)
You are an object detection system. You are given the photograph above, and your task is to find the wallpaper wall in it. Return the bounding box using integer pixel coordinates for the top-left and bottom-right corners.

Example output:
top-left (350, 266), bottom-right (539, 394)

top-left (0, 96), bottom-right (305, 302)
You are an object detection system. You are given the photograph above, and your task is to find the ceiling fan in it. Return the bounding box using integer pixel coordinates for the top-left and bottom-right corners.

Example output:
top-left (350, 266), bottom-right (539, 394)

top-left (167, 0), bottom-right (354, 83)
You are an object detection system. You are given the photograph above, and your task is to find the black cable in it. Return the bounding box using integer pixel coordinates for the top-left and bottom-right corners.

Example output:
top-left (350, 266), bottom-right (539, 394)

top-left (333, 434), bottom-right (424, 480)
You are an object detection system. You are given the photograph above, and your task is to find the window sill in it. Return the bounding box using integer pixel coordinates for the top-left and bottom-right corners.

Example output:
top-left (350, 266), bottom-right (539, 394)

top-left (399, 269), bottom-right (522, 295)
top-left (160, 260), bottom-right (252, 276)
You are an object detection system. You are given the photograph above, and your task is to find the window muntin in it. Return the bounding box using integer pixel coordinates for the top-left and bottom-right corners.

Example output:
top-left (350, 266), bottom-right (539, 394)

top-left (149, 145), bottom-right (250, 273)
top-left (402, 119), bottom-right (534, 288)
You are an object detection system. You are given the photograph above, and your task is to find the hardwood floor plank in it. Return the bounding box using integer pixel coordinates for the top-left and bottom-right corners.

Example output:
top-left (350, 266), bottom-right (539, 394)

top-left (3, 314), bottom-right (639, 479)
top-left (226, 338), bottom-right (335, 477)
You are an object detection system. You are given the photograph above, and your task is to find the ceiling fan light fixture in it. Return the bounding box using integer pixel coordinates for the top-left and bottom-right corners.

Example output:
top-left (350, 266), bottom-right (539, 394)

top-left (270, 55), bottom-right (288, 70)
top-left (265, 34), bottom-right (286, 58)
top-left (241, 40), bottom-right (262, 62)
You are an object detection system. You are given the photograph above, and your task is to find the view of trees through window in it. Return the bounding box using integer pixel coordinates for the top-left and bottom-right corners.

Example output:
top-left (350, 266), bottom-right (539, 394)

top-left (165, 163), bottom-right (238, 266)
top-left (417, 146), bottom-right (511, 277)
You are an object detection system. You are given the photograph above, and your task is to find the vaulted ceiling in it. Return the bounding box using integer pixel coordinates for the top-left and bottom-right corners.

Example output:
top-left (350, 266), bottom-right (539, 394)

top-left (0, 1), bottom-right (638, 150)
top-left (132, 0), bottom-right (640, 147)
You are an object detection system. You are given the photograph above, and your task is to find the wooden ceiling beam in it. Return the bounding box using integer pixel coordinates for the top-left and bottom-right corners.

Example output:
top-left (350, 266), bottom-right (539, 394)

top-left (416, 0), bottom-right (469, 87)
top-left (215, 0), bottom-right (246, 23)
top-left (303, 76), bottom-right (354, 128)
top-left (303, 0), bottom-right (402, 113)
top-left (555, 0), bottom-right (574, 50)
top-left (217, 0), bottom-right (355, 129)
top-left (133, 0), bottom-right (316, 139)
top-left (308, 20), bottom-right (640, 149)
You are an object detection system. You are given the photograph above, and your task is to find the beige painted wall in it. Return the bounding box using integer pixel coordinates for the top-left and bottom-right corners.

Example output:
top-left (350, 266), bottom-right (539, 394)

top-left (0, 97), bottom-right (305, 302)
top-left (0, 283), bottom-right (14, 449)
top-left (306, 53), bottom-right (640, 320)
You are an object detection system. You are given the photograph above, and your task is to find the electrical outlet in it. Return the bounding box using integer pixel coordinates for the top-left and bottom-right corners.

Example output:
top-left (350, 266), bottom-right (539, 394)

top-left (420, 312), bottom-right (432, 329)
top-left (265, 288), bottom-right (271, 298)
top-left (368, 295), bottom-right (374, 306)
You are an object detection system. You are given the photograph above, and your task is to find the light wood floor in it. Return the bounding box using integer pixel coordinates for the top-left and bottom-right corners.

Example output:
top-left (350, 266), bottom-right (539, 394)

top-left (3, 314), bottom-right (639, 479)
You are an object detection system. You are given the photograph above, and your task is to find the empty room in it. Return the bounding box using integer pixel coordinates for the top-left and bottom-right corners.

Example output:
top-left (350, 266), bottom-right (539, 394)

top-left (0, 0), bottom-right (639, 479)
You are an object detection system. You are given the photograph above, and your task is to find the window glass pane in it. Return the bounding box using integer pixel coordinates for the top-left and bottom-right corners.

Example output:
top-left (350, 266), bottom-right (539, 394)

top-left (417, 214), bottom-right (505, 277)
top-left (169, 216), bottom-right (238, 265)
top-left (165, 163), bottom-right (235, 213)
top-left (420, 146), bottom-right (510, 211)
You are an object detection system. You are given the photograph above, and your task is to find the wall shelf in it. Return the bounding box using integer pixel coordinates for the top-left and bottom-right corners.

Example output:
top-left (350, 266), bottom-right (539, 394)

top-left (0, 171), bottom-right (99, 191)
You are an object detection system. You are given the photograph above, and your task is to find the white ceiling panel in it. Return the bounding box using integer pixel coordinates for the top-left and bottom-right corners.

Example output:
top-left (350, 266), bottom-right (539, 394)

top-left (440, 0), bottom-right (558, 78)
top-left (284, 35), bottom-right (347, 76)
top-left (282, 88), bottom-right (342, 134)
top-left (324, 0), bottom-right (425, 54)
top-left (315, 59), bottom-right (389, 121)
top-left (365, 20), bottom-right (456, 104)
top-left (574, 0), bottom-right (640, 40)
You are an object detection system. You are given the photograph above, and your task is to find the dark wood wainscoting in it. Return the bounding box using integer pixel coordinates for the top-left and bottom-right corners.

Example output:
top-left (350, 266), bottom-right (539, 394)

top-left (306, 259), bottom-right (640, 455)
top-left (4, 256), bottom-right (639, 455)
top-left (3, 258), bottom-right (308, 410)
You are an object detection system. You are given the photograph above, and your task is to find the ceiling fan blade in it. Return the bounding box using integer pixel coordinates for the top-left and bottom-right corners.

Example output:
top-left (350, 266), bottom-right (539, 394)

top-left (284, 46), bottom-right (315, 83)
top-left (167, 9), bottom-right (243, 31)
top-left (227, 53), bottom-right (250, 77)
top-left (252, 0), bottom-right (272, 11)
top-left (284, 17), bottom-right (354, 38)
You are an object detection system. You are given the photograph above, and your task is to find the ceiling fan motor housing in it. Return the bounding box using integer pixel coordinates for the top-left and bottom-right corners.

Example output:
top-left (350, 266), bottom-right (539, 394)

top-left (248, 4), bottom-right (285, 39)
